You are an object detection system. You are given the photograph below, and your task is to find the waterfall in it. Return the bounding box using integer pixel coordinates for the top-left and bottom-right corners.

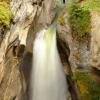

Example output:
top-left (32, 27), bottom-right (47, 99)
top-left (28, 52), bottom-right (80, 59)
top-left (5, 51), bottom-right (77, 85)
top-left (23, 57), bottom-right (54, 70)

top-left (30, 26), bottom-right (70, 100)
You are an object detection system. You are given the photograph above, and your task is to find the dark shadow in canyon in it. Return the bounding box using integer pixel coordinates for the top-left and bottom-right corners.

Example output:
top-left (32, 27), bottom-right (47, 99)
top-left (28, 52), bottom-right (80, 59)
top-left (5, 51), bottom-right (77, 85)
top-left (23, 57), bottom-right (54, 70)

top-left (57, 37), bottom-right (81, 100)
top-left (21, 52), bottom-right (32, 100)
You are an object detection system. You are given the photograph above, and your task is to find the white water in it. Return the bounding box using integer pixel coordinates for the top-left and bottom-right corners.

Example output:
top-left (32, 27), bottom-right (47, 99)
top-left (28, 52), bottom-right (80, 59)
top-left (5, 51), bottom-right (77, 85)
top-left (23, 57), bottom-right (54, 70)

top-left (30, 26), bottom-right (69, 100)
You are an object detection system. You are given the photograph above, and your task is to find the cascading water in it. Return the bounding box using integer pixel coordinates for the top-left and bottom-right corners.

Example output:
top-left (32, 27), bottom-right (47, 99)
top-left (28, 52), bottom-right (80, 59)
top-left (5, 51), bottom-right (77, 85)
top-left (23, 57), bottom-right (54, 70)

top-left (30, 26), bottom-right (70, 100)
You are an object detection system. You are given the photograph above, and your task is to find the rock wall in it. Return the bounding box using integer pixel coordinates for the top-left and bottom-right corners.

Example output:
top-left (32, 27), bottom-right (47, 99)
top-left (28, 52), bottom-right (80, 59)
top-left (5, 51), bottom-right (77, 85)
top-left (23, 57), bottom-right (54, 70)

top-left (57, 10), bottom-right (100, 72)
top-left (0, 0), bottom-right (57, 99)
top-left (90, 12), bottom-right (100, 70)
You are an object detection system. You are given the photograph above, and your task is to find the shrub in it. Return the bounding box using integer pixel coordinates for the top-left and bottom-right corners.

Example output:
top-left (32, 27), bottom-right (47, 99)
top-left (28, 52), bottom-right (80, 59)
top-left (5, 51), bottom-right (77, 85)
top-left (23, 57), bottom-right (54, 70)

top-left (68, 3), bottom-right (91, 40)
top-left (0, 0), bottom-right (10, 4)
top-left (73, 71), bottom-right (100, 100)
top-left (82, 0), bottom-right (100, 12)
top-left (0, 1), bottom-right (12, 28)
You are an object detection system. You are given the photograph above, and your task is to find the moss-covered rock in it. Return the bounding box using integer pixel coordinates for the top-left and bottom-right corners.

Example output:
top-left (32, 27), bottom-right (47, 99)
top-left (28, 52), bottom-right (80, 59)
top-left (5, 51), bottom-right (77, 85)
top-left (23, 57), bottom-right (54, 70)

top-left (58, 15), bottom-right (65, 26)
top-left (0, 1), bottom-right (12, 28)
top-left (82, 0), bottom-right (100, 12)
top-left (68, 0), bottom-right (100, 41)
top-left (73, 71), bottom-right (100, 100)
top-left (68, 3), bottom-right (91, 40)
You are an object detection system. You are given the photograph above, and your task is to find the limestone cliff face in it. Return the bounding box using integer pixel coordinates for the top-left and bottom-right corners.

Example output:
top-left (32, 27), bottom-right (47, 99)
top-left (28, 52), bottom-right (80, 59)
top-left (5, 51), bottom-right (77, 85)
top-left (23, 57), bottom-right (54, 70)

top-left (0, 0), bottom-right (57, 99)
top-left (0, 0), bottom-right (36, 99)
top-left (57, 10), bottom-right (100, 99)
top-left (57, 11), bottom-right (100, 72)
top-left (57, 11), bottom-right (90, 71)
top-left (90, 12), bottom-right (100, 70)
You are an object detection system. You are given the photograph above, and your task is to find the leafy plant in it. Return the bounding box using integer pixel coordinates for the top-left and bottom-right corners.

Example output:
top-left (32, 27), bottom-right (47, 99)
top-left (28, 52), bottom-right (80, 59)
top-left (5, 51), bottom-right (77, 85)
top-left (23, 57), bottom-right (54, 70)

top-left (73, 71), bottom-right (100, 100)
top-left (0, 0), bottom-right (11, 4)
top-left (82, 0), bottom-right (100, 12)
top-left (68, 3), bottom-right (91, 40)
top-left (0, 1), bottom-right (12, 28)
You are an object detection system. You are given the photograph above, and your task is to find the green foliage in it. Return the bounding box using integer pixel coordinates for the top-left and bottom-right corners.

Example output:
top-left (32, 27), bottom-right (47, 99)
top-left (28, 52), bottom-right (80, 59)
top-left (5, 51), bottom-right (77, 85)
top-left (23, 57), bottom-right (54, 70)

top-left (69, 3), bottom-right (91, 40)
top-left (0, 0), bottom-right (11, 4)
top-left (73, 71), bottom-right (100, 100)
top-left (68, 0), bottom-right (100, 40)
top-left (58, 15), bottom-right (65, 25)
top-left (0, 1), bottom-right (12, 28)
top-left (82, 0), bottom-right (100, 12)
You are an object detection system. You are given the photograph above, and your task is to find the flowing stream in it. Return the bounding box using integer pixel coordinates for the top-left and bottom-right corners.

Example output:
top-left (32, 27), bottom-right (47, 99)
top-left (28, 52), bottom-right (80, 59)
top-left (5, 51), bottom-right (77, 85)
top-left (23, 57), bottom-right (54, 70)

top-left (30, 26), bottom-right (69, 100)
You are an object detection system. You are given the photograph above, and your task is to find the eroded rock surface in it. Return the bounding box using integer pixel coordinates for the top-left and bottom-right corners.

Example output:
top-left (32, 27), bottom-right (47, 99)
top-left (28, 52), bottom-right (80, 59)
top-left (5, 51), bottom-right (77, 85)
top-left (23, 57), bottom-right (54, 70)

top-left (57, 11), bottom-right (100, 72)
top-left (0, 0), bottom-right (58, 99)
top-left (90, 12), bottom-right (100, 70)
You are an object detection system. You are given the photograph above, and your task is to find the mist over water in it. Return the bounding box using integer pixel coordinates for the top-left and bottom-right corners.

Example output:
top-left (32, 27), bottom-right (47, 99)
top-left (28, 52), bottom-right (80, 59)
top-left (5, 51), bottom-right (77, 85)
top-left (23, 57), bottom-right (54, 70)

top-left (30, 27), bottom-right (69, 100)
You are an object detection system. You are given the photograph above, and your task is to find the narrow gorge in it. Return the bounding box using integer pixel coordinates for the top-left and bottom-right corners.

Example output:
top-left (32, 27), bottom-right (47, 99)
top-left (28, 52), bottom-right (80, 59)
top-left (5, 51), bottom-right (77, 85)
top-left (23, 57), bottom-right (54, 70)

top-left (0, 0), bottom-right (100, 100)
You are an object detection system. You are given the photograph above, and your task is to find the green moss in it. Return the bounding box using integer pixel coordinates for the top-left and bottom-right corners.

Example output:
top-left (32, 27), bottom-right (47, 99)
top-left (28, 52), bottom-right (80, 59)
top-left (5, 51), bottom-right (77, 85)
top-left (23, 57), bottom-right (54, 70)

top-left (68, 0), bottom-right (100, 41)
top-left (82, 0), bottom-right (100, 12)
top-left (58, 15), bottom-right (65, 26)
top-left (68, 3), bottom-right (91, 40)
top-left (73, 71), bottom-right (100, 100)
top-left (0, 0), bottom-right (11, 4)
top-left (0, 1), bottom-right (12, 28)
